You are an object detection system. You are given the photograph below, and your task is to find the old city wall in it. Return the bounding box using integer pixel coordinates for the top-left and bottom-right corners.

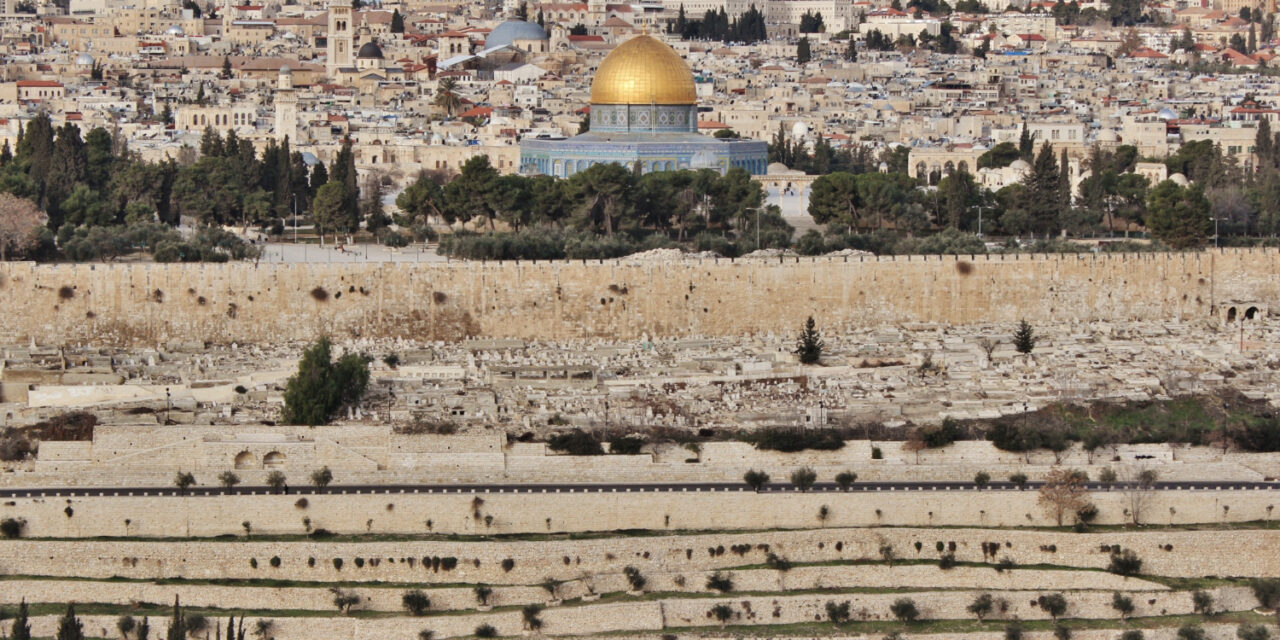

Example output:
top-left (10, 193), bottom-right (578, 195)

top-left (1, 249), bottom-right (1277, 345)
top-left (3, 496), bottom-right (1278, 579)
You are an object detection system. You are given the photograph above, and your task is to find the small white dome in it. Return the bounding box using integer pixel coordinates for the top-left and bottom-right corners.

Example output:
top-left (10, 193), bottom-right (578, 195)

top-left (1169, 173), bottom-right (1189, 186)
top-left (279, 64), bottom-right (292, 74)
top-left (791, 121), bottom-right (809, 138)
top-left (166, 24), bottom-right (185, 36)
top-left (1009, 159), bottom-right (1031, 171)
top-left (75, 53), bottom-right (95, 66)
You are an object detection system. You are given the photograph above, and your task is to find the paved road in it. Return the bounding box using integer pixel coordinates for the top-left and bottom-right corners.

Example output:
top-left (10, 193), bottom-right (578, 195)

top-left (0, 480), bottom-right (1274, 499)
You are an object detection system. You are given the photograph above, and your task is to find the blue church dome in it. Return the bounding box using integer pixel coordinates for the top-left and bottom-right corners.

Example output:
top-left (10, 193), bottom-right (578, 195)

top-left (485, 20), bottom-right (548, 50)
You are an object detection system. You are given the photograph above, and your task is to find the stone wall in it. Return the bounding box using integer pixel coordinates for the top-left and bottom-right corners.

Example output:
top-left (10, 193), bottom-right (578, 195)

top-left (2, 488), bottom-right (1276, 539)
top-left (1, 249), bottom-right (1277, 345)
top-left (1, 526), bottom-right (1277, 582)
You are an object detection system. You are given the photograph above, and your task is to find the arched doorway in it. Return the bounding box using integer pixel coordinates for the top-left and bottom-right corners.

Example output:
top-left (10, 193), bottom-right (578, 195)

top-left (1227, 307), bottom-right (1237, 322)
top-left (1245, 306), bottom-right (1259, 320)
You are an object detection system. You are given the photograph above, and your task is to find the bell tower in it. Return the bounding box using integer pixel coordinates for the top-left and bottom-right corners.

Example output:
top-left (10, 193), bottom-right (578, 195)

top-left (327, 3), bottom-right (353, 77)
top-left (275, 66), bottom-right (298, 142)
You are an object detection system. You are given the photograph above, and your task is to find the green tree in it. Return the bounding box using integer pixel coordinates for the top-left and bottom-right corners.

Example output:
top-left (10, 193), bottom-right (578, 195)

top-left (979, 142), bottom-right (1021, 169)
top-left (1237, 625), bottom-right (1270, 640)
top-left (311, 182), bottom-right (351, 237)
top-left (826, 600), bottom-right (851, 624)
top-left (835, 470), bottom-right (857, 490)
top-left (391, 8), bottom-right (405, 32)
top-left (1013, 319), bottom-right (1036, 355)
top-left (1111, 592), bottom-right (1135, 619)
top-left (795, 316), bottom-right (824, 364)
top-left (444, 155), bottom-right (501, 229)
top-left (1146, 180), bottom-right (1211, 249)
top-left (1038, 593), bottom-right (1068, 620)
top-left (808, 171), bottom-right (861, 230)
top-left (311, 466), bottom-right (334, 487)
top-left (434, 77), bottom-right (463, 117)
top-left (11, 599), bottom-right (31, 640)
top-left (166, 596), bottom-right (186, 640)
top-left (790, 466), bottom-right (817, 491)
top-left (218, 471), bottom-right (240, 488)
top-left (743, 469), bottom-right (770, 491)
top-left (174, 471), bottom-right (196, 493)
top-left (968, 593), bottom-right (994, 621)
top-left (890, 598), bottom-right (920, 622)
top-left (1192, 590), bottom-right (1215, 616)
top-left (281, 336), bottom-right (371, 426)
top-left (797, 36), bottom-right (812, 63)
top-left (57, 604), bottom-right (84, 640)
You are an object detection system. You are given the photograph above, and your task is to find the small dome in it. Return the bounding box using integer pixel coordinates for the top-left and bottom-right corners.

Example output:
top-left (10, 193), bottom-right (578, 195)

top-left (357, 41), bottom-right (384, 59)
top-left (1169, 172), bottom-right (1189, 186)
top-left (1009, 159), bottom-right (1031, 171)
top-left (75, 53), bottom-right (95, 66)
top-left (766, 162), bottom-right (791, 174)
top-left (791, 121), bottom-right (809, 138)
top-left (279, 64), bottom-right (292, 74)
top-left (485, 20), bottom-right (548, 49)
top-left (166, 24), bottom-right (184, 36)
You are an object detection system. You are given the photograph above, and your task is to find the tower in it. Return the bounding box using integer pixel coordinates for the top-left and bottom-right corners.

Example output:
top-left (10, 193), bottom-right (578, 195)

top-left (327, 3), bottom-right (354, 77)
top-left (275, 66), bottom-right (298, 143)
top-left (587, 0), bottom-right (606, 27)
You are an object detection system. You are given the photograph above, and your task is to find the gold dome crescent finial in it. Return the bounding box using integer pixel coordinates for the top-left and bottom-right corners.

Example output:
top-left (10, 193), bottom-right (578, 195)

top-left (590, 34), bottom-right (697, 106)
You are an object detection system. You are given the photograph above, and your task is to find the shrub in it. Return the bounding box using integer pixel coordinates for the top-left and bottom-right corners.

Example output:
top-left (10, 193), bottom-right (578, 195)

top-left (1119, 630), bottom-right (1145, 640)
top-left (609, 436), bottom-right (646, 455)
top-left (1178, 626), bottom-right (1207, 640)
top-left (474, 624), bottom-right (497, 638)
top-left (938, 553), bottom-right (957, 570)
top-left (1108, 549), bottom-right (1143, 576)
top-left (623, 566), bottom-right (647, 591)
top-left (547, 429), bottom-right (604, 455)
top-left (750, 427), bottom-right (844, 452)
top-left (974, 471), bottom-right (991, 488)
top-left (766, 553), bottom-right (793, 572)
top-left (709, 603), bottom-right (734, 624)
top-left (1005, 624), bottom-right (1023, 640)
top-left (826, 600), bottom-right (851, 624)
top-left (173, 471), bottom-right (196, 493)
top-left (522, 604), bottom-right (544, 631)
top-left (1237, 625), bottom-right (1270, 640)
top-left (501, 558), bottom-right (515, 572)
top-left (332, 558), bottom-right (343, 570)
top-left (269, 556), bottom-right (281, 568)
top-left (871, 446), bottom-right (883, 459)
top-left (1111, 592), bottom-right (1134, 619)
top-left (706, 572), bottom-right (734, 593)
top-left (1192, 590), bottom-right (1215, 616)
top-left (1251, 578), bottom-right (1280, 609)
top-left (835, 470), bottom-right (857, 490)
top-left (474, 585), bottom-right (493, 606)
top-left (890, 598), bottom-right (919, 622)
top-left (1009, 472), bottom-right (1028, 489)
top-left (1054, 625), bottom-right (1072, 640)
top-left (382, 353), bottom-right (400, 369)
top-left (1037, 593), bottom-right (1068, 619)
top-left (1, 517), bottom-right (25, 538)
top-left (996, 556), bottom-right (1017, 572)
top-left (402, 590), bottom-right (431, 616)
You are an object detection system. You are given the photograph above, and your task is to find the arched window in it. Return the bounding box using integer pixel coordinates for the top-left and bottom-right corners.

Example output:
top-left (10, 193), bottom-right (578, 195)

top-left (263, 451), bottom-right (286, 469)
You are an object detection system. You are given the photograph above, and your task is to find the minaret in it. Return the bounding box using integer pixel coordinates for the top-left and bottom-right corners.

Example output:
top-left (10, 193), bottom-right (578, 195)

top-left (327, 2), bottom-right (354, 78)
top-left (275, 66), bottom-right (298, 142)
top-left (587, 0), bottom-right (605, 27)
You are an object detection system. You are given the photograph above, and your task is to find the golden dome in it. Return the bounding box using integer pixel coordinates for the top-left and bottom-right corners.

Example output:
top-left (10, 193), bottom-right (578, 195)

top-left (590, 35), bottom-right (697, 105)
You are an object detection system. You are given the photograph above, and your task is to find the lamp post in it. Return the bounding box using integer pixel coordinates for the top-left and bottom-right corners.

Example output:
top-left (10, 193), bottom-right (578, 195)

top-left (1212, 214), bottom-right (1219, 248)
top-left (292, 193), bottom-right (298, 244)
top-left (977, 204), bottom-right (984, 238)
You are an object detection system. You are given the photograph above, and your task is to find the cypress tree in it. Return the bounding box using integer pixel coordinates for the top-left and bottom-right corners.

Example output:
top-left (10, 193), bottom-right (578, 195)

top-left (11, 599), bottom-right (31, 640)
top-left (794, 316), bottom-right (824, 364)
top-left (56, 604), bottom-right (84, 640)
top-left (1013, 319), bottom-right (1037, 355)
top-left (166, 596), bottom-right (186, 640)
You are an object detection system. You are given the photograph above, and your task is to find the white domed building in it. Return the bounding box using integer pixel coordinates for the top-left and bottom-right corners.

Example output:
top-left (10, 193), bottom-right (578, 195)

top-left (484, 20), bottom-right (549, 54)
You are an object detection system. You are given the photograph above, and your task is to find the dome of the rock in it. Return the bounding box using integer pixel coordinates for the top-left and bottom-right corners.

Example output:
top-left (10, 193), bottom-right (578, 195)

top-left (590, 35), bottom-right (697, 106)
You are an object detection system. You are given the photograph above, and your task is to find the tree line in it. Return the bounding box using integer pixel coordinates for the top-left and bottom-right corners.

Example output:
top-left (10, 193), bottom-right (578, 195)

top-left (398, 156), bottom-right (792, 260)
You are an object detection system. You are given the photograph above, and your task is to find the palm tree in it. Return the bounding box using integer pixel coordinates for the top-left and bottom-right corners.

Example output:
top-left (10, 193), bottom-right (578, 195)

top-left (434, 78), bottom-right (463, 117)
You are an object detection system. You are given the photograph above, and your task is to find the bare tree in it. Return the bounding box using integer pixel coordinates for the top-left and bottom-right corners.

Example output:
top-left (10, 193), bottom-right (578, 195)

top-left (1120, 465), bottom-right (1158, 525)
top-left (978, 338), bottom-right (998, 365)
top-left (0, 193), bottom-right (45, 261)
top-left (1038, 467), bottom-right (1090, 526)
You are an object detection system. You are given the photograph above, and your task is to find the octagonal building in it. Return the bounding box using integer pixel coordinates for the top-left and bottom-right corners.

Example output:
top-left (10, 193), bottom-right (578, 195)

top-left (519, 35), bottom-right (767, 177)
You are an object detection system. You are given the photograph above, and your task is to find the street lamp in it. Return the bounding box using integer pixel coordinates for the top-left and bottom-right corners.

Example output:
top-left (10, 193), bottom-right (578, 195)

top-left (1211, 214), bottom-right (1219, 248)
top-left (292, 193), bottom-right (298, 244)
